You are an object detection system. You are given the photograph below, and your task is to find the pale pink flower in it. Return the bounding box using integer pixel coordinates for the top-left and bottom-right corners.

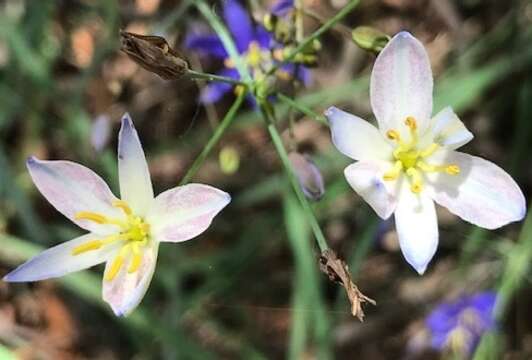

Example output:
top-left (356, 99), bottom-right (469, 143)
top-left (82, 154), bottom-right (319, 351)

top-left (326, 32), bottom-right (526, 274)
top-left (4, 114), bottom-right (230, 316)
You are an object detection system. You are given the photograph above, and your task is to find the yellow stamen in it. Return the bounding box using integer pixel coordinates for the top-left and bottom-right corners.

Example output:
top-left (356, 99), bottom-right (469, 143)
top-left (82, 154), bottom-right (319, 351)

top-left (405, 116), bottom-right (417, 130)
top-left (386, 130), bottom-right (401, 141)
top-left (72, 240), bottom-right (102, 255)
top-left (128, 254), bottom-right (142, 273)
top-left (246, 41), bottom-right (262, 67)
top-left (446, 165), bottom-right (460, 175)
top-left (234, 85), bottom-right (245, 96)
top-left (416, 161), bottom-right (460, 176)
top-left (276, 69), bottom-right (291, 81)
top-left (420, 143), bottom-right (440, 158)
top-left (406, 168), bottom-right (423, 193)
top-left (128, 245), bottom-right (142, 273)
top-left (383, 160), bottom-right (403, 181)
top-left (224, 58), bottom-right (235, 68)
top-left (75, 211), bottom-right (108, 224)
top-left (112, 200), bottom-right (132, 215)
top-left (105, 255), bottom-right (124, 281)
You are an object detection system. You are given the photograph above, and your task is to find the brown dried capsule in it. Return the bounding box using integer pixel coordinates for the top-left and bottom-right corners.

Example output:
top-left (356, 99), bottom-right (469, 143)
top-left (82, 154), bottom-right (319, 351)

top-left (119, 30), bottom-right (188, 80)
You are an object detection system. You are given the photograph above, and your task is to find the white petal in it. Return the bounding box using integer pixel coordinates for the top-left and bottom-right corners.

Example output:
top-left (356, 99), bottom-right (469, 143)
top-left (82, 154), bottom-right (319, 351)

top-left (430, 107), bottom-right (473, 150)
top-left (3, 233), bottom-right (119, 282)
top-left (427, 151), bottom-right (526, 229)
top-left (27, 157), bottom-right (123, 234)
top-left (344, 161), bottom-right (398, 219)
top-left (325, 107), bottom-right (393, 161)
top-left (147, 184), bottom-right (231, 243)
top-left (118, 113), bottom-right (154, 216)
top-left (102, 242), bottom-right (159, 316)
top-left (370, 31), bottom-right (433, 135)
top-left (395, 184), bottom-right (439, 275)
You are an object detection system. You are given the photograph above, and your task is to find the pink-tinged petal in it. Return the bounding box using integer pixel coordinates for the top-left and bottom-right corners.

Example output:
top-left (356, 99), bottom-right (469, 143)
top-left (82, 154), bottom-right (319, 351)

top-left (27, 157), bottom-right (122, 234)
top-left (395, 184), bottom-right (439, 275)
top-left (370, 31), bottom-right (433, 135)
top-left (147, 184), bottom-right (231, 243)
top-left (344, 161), bottom-right (398, 219)
top-left (325, 107), bottom-right (393, 161)
top-left (430, 107), bottom-right (473, 150)
top-left (3, 233), bottom-right (119, 282)
top-left (427, 151), bottom-right (526, 229)
top-left (118, 113), bottom-right (154, 216)
top-left (102, 242), bottom-right (159, 316)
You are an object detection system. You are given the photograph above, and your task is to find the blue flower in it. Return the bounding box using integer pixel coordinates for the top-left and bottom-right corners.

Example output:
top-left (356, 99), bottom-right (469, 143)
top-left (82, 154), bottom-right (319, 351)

top-left (186, 0), bottom-right (309, 104)
top-left (271, 0), bottom-right (294, 17)
top-left (426, 291), bottom-right (497, 356)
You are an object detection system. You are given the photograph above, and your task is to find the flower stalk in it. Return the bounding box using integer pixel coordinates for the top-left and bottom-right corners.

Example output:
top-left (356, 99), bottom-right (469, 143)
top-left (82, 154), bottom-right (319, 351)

top-left (262, 103), bottom-right (329, 251)
top-left (179, 90), bottom-right (247, 185)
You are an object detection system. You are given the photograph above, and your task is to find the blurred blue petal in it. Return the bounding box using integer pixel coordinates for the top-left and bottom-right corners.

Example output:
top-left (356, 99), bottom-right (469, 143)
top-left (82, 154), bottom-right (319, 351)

top-left (425, 291), bottom-right (497, 354)
top-left (256, 25), bottom-right (273, 48)
top-left (223, 0), bottom-right (254, 53)
top-left (271, 0), bottom-right (294, 16)
top-left (280, 63), bottom-right (312, 86)
top-left (200, 68), bottom-right (239, 103)
top-left (185, 34), bottom-right (228, 58)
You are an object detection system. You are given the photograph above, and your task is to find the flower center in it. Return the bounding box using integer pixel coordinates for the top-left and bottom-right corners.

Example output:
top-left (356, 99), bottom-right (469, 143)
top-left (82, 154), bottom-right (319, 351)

top-left (382, 116), bottom-right (460, 194)
top-left (71, 200), bottom-right (150, 281)
top-left (224, 41), bottom-right (272, 72)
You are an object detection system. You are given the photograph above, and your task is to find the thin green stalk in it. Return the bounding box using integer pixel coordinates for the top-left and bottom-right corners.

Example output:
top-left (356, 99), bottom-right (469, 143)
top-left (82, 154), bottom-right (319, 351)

top-left (277, 93), bottom-right (327, 125)
top-left (267, 0), bottom-right (360, 76)
top-left (179, 91), bottom-right (246, 185)
top-left (264, 108), bottom-right (328, 251)
top-left (187, 69), bottom-right (246, 86)
top-left (195, 0), bottom-right (251, 82)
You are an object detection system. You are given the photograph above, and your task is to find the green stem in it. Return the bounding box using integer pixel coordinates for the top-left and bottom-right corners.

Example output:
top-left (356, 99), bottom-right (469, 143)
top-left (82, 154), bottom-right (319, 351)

top-left (187, 69), bottom-right (246, 86)
top-left (263, 107), bottom-right (329, 251)
top-left (277, 93), bottom-right (328, 125)
top-left (195, 0), bottom-right (251, 82)
top-left (179, 91), bottom-right (246, 185)
top-left (267, 0), bottom-right (360, 76)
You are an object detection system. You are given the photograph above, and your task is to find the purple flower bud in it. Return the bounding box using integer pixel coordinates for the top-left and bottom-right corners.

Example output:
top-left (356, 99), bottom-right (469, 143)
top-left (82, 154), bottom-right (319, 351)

top-left (288, 152), bottom-right (325, 201)
top-left (426, 291), bottom-right (497, 356)
top-left (91, 114), bottom-right (111, 152)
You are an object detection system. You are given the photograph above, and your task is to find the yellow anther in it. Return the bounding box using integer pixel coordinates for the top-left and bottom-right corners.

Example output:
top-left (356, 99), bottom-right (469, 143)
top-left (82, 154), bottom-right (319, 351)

top-left (406, 168), bottom-right (423, 194)
top-left (246, 41), bottom-right (262, 67)
top-left (386, 130), bottom-right (401, 141)
top-left (420, 143), bottom-right (440, 158)
top-left (234, 85), bottom-right (245, 96)
top-left (276, 69), bottom-right (291, 81)
top-left (105, 255), bottom-right (124, 281)
top-left (273, 48), bottom-right (284, 61)
top-left (75, 211), bottom-right (108, 224)
top-left (128, 253), bottom-right (142, 273)
top-left (72, 240), bottom-right (102, 255)
top-left (383, 161), bottom-right (403, 181)
top-left (224, 58), bottom-right (235, 68)
top-left (405, 116), bottom-right (417, 130)
top-left (445, 165), bottom-right (460, 175)
top-left (112, 200), bottom-right (132, 215)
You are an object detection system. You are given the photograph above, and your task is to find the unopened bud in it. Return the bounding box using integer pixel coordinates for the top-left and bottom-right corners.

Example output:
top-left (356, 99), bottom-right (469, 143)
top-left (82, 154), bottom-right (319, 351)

top-left (351, 26), bottom-right (390, 53)
top-left (288, 152), bottom-right (325, 201)
top-left (120, 30), bottom-right (188, 80)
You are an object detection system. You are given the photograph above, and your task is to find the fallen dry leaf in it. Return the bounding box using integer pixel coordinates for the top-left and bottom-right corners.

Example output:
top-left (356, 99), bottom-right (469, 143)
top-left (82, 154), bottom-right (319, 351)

top-left (319, 249), bottom-right (376, 321)
top-left (120, 30), bottom-right (188, 80)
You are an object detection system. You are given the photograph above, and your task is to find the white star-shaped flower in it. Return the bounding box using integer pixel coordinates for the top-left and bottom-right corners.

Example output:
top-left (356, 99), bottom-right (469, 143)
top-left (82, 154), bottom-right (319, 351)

top-left (4, 114), bottom-right (230, 316)
top-left (326, 32), bottom-right (526, 274)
